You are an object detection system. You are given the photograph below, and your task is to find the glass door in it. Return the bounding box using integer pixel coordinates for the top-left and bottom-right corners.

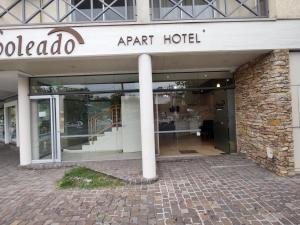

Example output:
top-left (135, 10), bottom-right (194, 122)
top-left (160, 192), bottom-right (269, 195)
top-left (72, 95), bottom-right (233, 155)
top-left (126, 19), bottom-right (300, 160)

top-left (213, 90), bottom-right (230, 153)
top-left (154, 92), bottom-right (202, 156)
top-left (7, 106), bottom-right (17, 143)
top-left (154, 89), bottom-right (232, 157)
top-left (30, 96), bottom-right (60, 162)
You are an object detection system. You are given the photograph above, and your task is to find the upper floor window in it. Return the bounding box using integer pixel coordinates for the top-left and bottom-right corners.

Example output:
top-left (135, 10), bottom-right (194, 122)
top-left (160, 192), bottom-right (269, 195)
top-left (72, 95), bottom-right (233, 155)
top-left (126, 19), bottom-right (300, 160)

top-left (0, 0), bottom-right (135, 25)
top-left (151, 0), bottom-right (268, 20)
top-left (72, 0), bottom-right (135, 22)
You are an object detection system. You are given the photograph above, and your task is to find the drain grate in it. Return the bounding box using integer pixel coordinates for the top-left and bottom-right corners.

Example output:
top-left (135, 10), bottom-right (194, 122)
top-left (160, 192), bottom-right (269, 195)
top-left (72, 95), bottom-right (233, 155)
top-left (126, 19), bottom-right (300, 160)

top-left (179, 150), bottom-right (198, 154)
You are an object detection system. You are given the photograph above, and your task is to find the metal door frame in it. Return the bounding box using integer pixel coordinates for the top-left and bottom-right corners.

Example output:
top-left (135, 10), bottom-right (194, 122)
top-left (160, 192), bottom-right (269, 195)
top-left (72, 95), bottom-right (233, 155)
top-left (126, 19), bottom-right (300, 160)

top-left (30, 95), bottom-right (61, 163)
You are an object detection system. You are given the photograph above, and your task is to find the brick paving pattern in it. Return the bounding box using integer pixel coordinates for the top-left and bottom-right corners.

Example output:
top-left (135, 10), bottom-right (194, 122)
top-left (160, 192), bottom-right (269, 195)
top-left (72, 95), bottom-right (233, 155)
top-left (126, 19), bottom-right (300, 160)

top-left (0, 144), bottom-right (299, 225)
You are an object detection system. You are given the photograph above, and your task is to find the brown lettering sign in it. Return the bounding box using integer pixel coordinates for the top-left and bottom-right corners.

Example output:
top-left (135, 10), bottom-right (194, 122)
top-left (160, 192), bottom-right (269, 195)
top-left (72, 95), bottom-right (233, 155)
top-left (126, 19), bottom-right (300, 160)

top-left (0, 27), bottom-right (85, 57)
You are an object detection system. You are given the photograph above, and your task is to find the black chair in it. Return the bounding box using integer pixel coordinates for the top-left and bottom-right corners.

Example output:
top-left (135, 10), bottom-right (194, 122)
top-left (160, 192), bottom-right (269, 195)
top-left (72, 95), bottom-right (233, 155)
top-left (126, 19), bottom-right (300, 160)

top-left (200, 120), bottom-right (214, 139)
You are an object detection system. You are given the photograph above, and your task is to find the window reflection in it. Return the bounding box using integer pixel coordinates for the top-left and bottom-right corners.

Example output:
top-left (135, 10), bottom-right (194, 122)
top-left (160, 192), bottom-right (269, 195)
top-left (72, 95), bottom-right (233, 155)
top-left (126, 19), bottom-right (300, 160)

top-left (72, 0), bottom-right (135, 22)
top-left (60, 92), bottom-right (142, 161)
top-left (0, 109), bottom-right (4, 140)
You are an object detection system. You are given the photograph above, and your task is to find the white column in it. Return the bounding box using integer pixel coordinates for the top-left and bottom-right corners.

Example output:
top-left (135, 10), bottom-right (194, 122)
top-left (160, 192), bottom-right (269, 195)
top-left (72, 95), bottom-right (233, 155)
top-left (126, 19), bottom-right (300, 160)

top-left (15, 103), bottom-right (19, 147)
top-left (18, 76), bottom-right (31, 165)
top-left (136, 0), bottom-right (151, 23)
top-left (139, 54), bottom-right (156, 179)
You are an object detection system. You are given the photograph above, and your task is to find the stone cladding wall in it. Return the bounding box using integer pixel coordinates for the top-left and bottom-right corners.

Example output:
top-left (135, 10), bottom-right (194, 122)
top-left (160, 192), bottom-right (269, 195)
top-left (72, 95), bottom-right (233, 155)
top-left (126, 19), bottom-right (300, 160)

top-left (235, 50), bottom-right (295, 176)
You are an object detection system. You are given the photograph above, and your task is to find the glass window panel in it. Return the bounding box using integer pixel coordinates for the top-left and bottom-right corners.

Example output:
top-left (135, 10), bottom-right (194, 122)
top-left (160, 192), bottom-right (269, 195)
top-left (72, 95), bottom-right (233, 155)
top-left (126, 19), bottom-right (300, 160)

top-left (154, 89), bottom-right (233, 156)
top-left (71, 0), bottom-right (134, 21)
top-left (159, 0), bottom-right (181, 20)
top-left (126, 0), bottom-right (135, 20)
top-left (31, 99), bottom-right (52, 160)
top-left (72, 0), bottom-right (92, 22)
top-left (30, 74), bottom-right (139, 94)
top-left (152, 0), bottom-right (161, 19)
top-left (151, 0), bottom-right (267, 20)
top-left (30, 75), bottom-right (233, 94)
top-left (7, 106), bottom-right (16, 142)
top-left (181, 0), bottom-right (193, 19)
top-left (194, 0), bottom-right (214, 19)
top-left (103, 0), bottom-right (126, 20)
top-left (93, 0), bottom-right (104, 21)
top-left (60, 92), bottom-right (142, 161)
top-left (0, 109), bottom-right (4, 140)
top-left (105, 8), bottom-right (124, 20)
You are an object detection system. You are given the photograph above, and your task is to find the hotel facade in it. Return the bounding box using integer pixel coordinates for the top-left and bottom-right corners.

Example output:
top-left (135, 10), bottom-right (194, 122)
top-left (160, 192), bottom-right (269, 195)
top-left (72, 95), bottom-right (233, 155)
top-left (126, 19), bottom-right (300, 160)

top-left (0, 0), bottom-right (299, 179)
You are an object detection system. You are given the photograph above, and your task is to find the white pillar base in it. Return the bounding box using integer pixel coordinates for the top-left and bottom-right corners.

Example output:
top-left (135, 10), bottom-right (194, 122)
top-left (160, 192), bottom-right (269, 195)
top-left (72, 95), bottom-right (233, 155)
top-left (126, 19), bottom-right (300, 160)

top-left (139, 54), bottom-right (156, 179)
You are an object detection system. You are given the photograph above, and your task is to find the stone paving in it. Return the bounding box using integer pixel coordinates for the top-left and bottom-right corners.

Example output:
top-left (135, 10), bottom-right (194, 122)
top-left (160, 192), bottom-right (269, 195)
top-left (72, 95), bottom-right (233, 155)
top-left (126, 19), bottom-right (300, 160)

top-left (0, 144), bottom-right (300, 225)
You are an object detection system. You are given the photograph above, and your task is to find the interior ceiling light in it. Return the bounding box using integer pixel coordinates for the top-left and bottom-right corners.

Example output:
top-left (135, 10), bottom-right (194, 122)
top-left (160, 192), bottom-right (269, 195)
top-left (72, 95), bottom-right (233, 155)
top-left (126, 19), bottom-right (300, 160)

top-left (216, 83), bottom-right (221, 88)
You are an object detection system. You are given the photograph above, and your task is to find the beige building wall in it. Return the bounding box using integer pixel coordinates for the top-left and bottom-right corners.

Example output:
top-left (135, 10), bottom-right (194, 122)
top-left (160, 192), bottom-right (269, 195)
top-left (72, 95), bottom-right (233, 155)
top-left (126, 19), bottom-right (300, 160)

top-left (269, 0), bottom-right (300, 19)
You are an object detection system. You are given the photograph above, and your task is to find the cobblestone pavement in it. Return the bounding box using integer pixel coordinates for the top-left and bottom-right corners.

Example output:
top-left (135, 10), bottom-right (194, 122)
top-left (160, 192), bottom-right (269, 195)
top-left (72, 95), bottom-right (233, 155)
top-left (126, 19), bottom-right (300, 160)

top-left (0, 144), bottom-right (300, 225)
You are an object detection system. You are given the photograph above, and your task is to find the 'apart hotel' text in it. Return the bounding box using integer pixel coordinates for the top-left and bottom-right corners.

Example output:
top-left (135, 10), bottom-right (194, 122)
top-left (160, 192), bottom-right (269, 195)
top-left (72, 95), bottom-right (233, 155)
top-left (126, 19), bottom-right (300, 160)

top-left (117, 32), bottom-right (205, 46)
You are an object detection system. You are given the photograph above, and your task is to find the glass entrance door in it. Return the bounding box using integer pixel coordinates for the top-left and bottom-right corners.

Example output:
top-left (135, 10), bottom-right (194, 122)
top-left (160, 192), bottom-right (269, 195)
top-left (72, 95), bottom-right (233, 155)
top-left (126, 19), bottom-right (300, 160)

top-left (30, 96), bottom-right (60, 162)
top-left (154, 89), bottom-right (232, 157)
top-left (154, 92), bottom-right (203, 156)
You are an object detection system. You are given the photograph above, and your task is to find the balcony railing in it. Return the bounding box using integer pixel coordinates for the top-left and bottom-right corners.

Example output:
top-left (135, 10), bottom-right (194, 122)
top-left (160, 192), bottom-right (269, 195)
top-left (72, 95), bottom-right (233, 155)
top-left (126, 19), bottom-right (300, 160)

top-left (151, 0), bottom-right (268, 20)
top-left (0, 0), bottom-right (136, 25)
top-left (0, 0), bottom-right (269, 26)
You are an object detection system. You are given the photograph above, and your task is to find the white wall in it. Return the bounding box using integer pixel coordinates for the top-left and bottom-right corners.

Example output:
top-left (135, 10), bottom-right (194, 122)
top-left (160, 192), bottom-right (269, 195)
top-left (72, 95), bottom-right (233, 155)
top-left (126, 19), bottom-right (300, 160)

top-left (0, 20), bottom-right (300, 60)
top-left (290, 52), bottom-right (300, 173)
top-left (121, 96), bottom-right (142, 153)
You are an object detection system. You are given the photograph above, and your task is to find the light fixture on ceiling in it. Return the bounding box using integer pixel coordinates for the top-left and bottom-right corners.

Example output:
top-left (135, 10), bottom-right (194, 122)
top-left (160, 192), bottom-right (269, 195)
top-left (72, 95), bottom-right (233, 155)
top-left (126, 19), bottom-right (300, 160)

top-left (216, 83), bottom-right (221, 88)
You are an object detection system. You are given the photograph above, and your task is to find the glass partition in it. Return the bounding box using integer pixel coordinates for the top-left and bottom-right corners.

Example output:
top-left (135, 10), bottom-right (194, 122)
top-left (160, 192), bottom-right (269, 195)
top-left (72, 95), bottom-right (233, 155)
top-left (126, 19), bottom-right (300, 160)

top-left (30, 74), bottom-right (142, 162)
top-left (31, 99), bottom-right (52, 160)
top-left (154, 89), bottom-right (233, 156)
top-left (31, 96), bottom-right (60, 162)
top-left (60, 93), bottom-right (121, 152)
top-left (153, 78), bottom-right (235, 156)
top-left (60, 92), bottom-right (142, 161)
top-left (0, 109), bottom-right (4, 141)
top-left (30, 74), bottom-right (139, 94)
top-left (7, 106), bottom-right (16, 143)
top-left (30, 73), bottom-right (235, 161)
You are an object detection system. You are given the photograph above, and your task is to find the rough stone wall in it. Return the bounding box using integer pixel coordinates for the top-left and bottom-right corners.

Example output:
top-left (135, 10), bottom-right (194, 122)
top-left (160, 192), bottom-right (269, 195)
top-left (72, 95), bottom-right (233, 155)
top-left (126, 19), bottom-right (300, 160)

top-left (235, 50), bottom-right (295, 176)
